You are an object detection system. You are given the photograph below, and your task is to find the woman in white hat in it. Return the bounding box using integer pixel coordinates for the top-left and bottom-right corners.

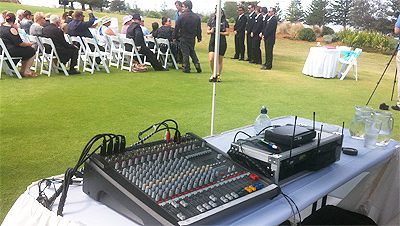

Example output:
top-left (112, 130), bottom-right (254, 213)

top-left (121, 15), bottom-right (132, 34)
top-left (99, 16), bottom-right (116, 36)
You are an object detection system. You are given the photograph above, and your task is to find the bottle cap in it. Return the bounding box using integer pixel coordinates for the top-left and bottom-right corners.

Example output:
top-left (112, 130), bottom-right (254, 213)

top-left (260, 105), bottom-right (267, 114)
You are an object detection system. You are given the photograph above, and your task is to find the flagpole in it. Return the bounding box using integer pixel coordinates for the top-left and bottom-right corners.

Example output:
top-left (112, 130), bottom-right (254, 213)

top-left (211, 0), bottom-right (222, 136)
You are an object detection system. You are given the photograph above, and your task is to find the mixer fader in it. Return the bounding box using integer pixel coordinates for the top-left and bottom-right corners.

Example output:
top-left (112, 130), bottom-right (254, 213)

top-left (83, 132), bottom-right (279, 225)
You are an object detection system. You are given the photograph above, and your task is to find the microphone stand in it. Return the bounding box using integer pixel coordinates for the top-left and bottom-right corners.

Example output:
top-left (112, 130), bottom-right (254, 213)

top-left (366, 40), bottom-right (399, 106)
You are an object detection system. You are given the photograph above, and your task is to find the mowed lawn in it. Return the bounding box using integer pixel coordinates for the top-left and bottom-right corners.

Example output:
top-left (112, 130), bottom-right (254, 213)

top-left (1, 2), bottom-right (399, 223)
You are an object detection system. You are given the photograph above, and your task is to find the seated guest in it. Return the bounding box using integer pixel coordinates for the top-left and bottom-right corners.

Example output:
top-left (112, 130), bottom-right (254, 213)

top-left (42, 13), bottom-right (51, 28)
top-left (16, 9), bottom-right (24, 28)
top-left (64, 11), bottom-right (74, 24)
top-left (97, 16), bottom-right (115, 48)
top-left (100, 16), bottom-right (116, 36)
top-left (67, 10), bottom-right (95, 38)
top-left (89, 17), bottom-right (101, 38)
top-left (121, 15), bottom-right (132, 35)
top-left (0, 12), bottom-right (37, 77)
top-left (150, 22), bottom-right (159, 34)
top-left (152, 17), bottom-right (182, 64)
top-left (42, 15), bottom-right (80, 75)
top-left (29, 12), bottom-right (46, 36)
top-left (0, 10), bottom-right (8, 24)
top-left (61, 12), bottom-right (68, 24)
top-left (126, 13), bottom-right (168, 71)
top-left (20, 10), bottom-right (33, 34)
top-left (140, 19), bottom-right (150, 36)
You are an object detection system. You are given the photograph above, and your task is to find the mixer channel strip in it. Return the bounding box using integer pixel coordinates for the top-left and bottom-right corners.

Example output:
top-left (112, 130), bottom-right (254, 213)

top-left (83, 133), bottom-right (280, 225)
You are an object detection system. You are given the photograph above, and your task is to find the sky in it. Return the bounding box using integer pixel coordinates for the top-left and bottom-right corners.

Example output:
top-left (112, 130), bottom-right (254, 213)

top-left (18, 0), bottom-right (313, 15)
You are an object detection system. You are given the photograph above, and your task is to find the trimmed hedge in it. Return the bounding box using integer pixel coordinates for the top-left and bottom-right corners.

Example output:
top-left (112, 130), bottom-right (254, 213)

top-left (297, 28), bottom-right (316, 42)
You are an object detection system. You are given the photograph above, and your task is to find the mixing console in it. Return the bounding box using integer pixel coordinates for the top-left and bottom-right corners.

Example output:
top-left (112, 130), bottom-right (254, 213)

top-left (83, 132), bottom-right (279, 225)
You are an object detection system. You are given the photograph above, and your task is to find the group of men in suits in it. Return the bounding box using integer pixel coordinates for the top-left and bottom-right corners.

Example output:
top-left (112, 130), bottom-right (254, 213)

top-left (232, 4), bottom-right (277, 70)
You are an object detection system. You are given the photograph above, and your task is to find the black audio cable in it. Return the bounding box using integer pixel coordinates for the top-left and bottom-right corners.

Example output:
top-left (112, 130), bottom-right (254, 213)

top-left (41, 133), bottom-right (124, 216)
top-left (281, 191), bottom-right (302, 225)
top-left (129, 119), bottom-right (181, 147)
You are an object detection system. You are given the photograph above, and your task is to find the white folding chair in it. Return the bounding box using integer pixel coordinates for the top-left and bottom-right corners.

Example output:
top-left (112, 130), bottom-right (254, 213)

top-left (119, 37), bottom-right (143, 71)
top-left (144, 36), bottom-right (157, 54)
top-left (107, 35), bottom-right (122, 68)
top-left (338, 48), bottom-right (362, 81)
top-left (156, 38), bottom-right (178, 70)
top-left (70, 36), bottom-right (87, 71)
top-left (64, 34), bottom-right (72, 44)
top-left (81, 37), bottom-right (110, 74)
top-left (26, 35), bottom-right (44, 72)
top-left (0, 38), bottom-right (23, 79)
top-left (39, 37), bottom-right (70, 76)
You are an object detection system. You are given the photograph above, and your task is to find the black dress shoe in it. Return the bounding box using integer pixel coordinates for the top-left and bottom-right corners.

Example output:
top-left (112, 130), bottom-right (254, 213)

top-left (249, 61), bottom-right (254, 64)
top-left (392, 105), bottom-right (400, 111)
top-left (196, 67), bottom-right (202, 73)
top-left (239, 58), bottom-right (245, 61)
top-left (244, 58), bottom-right (250, 61)
top-left (68, 69), bottom-right (81, 75)
top-left (157, 67), bottom-right (169, 71)
top-left (182, 69), bottom-right (190, 73)
top-left (261, 65), bottom-right (271, 70)
top-left (231, 57), bottom-right (239, 59)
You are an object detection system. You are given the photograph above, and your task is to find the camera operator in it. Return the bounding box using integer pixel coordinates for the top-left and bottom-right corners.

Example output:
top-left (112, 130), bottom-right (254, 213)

top-left (393, 13), bottom-right (400, 111)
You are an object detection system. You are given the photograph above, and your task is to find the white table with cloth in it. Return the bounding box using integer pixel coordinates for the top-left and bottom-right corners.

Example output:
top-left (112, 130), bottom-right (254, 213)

top-left (302, 47), bottom-right (341, 78)
top-left (3, 116), bottom-right (399, 226)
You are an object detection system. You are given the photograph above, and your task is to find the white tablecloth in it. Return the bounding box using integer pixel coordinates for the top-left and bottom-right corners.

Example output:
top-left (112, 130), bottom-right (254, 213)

top-left (302, 47), bottom-right (341, 78)
top-left (3, 116), bottom-right (399, 226)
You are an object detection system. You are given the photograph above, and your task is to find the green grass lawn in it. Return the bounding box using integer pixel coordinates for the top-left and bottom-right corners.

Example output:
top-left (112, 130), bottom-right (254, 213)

top-left (1, 2), bottom-right (399, 223)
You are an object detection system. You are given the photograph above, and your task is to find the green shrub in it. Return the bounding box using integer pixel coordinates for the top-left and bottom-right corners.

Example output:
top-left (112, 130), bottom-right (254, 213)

top-left (201, 15), bottom-right (209, 23)
top-left (389, 38), bottom-right (399, 51)
top-left (297, 28), bottom-right (316, 42)
top-left (322, 26), bottom-right (335, 36)
top-left (147, 11), bottom-right (162, 19)
top-left (322, 35), bottom-right (333, 44)
top-left (312, 25), bottom-right (322, 37)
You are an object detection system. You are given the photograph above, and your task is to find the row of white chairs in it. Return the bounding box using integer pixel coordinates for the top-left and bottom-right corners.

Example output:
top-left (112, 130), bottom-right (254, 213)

top-left (1, 32), bottom-right (179, 79)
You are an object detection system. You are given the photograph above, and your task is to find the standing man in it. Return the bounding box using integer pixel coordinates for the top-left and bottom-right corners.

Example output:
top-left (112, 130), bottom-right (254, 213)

top-left (250, 6), bottom-right (262, 65)
top-left (393, 14), bottom-right (400, 111)
top-left (42, 15), bottom-right (80, 74)
top-left (174, 1), bottom-right (182, 22)
top-left (127, 14), bottom-right (168, 71)
top-left (174, 0), bottom-right (202, 73)
top-left (261, 7), bottom-right (277, 70)
top-left (232, 6), bottom-right (247, 60)
top-left (245, 4), bottom-right (255, 62)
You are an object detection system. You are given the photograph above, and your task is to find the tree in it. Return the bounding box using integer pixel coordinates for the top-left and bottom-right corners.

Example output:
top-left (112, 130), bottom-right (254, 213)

top-left (224, 1), bottom-right (239, 22)
top-left (285, 0), bottom-right (304, 23)
top-left (304, 0), bottom-right (331, 26)
top-left (90, 0), bottom-right (109, 11)
top-left (274, 3), bottom-right (283, 23)
top-left (349, 0), bottom-right (375, 30)
top-left (75, 0), bottom-right (92, 10)
top-left (331, 0), bottom-right (353, 28)
top-left (110, 0), bottom-right (126, 12)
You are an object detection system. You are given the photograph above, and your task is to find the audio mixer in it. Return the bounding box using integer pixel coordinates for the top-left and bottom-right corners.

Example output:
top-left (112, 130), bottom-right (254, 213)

top-left (83, 132), bottom-right (280, 225)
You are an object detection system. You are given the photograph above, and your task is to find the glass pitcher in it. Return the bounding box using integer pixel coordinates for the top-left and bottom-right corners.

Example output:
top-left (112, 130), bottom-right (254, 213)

top-left (373, 110), bottom-right (394, 146)
top-left (349, 105), bottom-right (373, 139)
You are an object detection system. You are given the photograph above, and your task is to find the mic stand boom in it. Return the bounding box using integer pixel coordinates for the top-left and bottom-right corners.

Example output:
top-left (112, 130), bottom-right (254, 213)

top-left (366, 41), bottom-right (399, 106)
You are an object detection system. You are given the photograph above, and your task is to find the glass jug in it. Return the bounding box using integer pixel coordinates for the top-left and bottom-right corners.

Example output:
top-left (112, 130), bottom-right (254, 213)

top-left (349, 105), bottom-right (373, 139)
top-left (374, 110), bottom-right (394, 146)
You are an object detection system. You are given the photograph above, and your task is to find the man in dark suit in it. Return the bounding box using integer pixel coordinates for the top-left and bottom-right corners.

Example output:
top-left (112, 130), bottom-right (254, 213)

top-left (232, 6), bottom-right (247, 60)
top-left (42, 14), bottom-right (80, 74)
top-left (250, 6), bottom-right (263, 64)
top-left (245, 4), bottom-right (255, 62)
top-left (127, 14), bottom-right (168, 71)
top-left (261, 7), bottom-right (277, 70)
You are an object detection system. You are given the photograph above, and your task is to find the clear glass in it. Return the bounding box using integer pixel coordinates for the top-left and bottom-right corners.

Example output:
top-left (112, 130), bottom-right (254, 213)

top-left (364, 119), bottom-right (382, 149)
top-left (349, 105), bottom-right (373, 140)
top-left (373, 110), bottom-right (393, 146)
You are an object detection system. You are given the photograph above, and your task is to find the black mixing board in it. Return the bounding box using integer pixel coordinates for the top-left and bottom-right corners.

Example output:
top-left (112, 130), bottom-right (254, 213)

top-left (83, 132), bottom-right (280, 225)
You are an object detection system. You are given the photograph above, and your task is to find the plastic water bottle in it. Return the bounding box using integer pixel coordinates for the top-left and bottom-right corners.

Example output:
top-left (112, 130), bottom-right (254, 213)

top-left (254, 105), bottom-right (271, 135)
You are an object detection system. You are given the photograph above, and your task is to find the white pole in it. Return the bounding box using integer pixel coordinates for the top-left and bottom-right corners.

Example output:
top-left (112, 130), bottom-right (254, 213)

top-left (211, 0), bottom-right (222, 136)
